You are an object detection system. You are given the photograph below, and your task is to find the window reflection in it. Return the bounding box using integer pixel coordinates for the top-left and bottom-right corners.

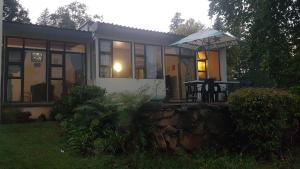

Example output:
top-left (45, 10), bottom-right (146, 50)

top-left (6, 79), bottom-right (22, 102)
top-left (112, 41), bottom-right (132, 78)
top-left (24, 50), bottom-right (47, 102)
top-left (146, 45), bottom-right (163, 79)
top-left (66, 53), bottom-right (84, 92)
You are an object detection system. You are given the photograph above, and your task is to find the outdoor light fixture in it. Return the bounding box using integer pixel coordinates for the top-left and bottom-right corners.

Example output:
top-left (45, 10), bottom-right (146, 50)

top-left (113, 62), bottom-right (122, 72)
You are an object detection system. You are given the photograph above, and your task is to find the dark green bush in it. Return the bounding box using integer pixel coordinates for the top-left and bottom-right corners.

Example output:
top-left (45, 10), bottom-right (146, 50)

top-left (228, 88), bottom-right (299, 157)
top-left (1, 108), bottom-right (31, 124)
top-left (51, 85), bottom-right (106, 120)
top-left (54, 85), bottom-right (151, 155)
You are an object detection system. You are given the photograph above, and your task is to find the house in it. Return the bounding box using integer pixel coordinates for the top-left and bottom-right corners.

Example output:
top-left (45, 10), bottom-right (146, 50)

top-left (0, 21), bottom-right (237, 119)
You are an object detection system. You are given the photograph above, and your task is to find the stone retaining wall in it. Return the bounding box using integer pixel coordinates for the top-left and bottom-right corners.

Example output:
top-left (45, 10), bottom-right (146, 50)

top-left (141, 103), bottom-right (233, 152)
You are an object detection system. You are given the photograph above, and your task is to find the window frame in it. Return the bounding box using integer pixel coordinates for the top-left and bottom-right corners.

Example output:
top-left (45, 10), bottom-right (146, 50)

top-left (99, 39), bottom-right (133, 78)
top-left (134, 43), bottom-right (164, 79)
top-left (3, 37), bottom-right (87, 105)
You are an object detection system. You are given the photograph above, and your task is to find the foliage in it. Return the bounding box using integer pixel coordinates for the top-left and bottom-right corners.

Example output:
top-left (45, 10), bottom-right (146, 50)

top-left (36, 8), bottom-right (52, 26)
top-left (169, 12), bottom-right (205, 36)
top-left (1, 108), bottom-right (31, 124)
top-left (51, 85), bottom-right (106, 120)
top-left (53, 85), bottom-right (151, 155)
top-left (208, 0), bottom-right (300, 87)
top-left (3, 0), bottom-right (30, 23)
top-left (1, 122), bottom-right (300, 169)
top-left (290, 86), bottom-right (300, 97)
top-left (228, 88), bottom-right (300, 157)
top-left (36, 1), bottom-right (103, 29)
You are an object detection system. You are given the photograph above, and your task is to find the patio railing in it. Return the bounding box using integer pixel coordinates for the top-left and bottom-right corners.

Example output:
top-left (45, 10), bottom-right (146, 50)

top-left (184, 79), bottom-right (241, 103)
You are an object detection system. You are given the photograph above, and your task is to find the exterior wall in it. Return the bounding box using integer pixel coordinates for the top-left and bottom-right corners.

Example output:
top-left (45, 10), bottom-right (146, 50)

top-left (219, 48), bottom-right (227, 82)
top-left (95, 78), bottom-right (166, 99)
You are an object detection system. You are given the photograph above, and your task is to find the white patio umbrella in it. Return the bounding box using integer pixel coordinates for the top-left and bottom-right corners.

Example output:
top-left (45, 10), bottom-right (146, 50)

top-left (170, 29), bottom-right (239, 50)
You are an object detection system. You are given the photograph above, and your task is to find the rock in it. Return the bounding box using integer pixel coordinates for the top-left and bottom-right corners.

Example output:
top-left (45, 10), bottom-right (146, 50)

top-left (156, 114), bottom-right (179, 127)
top-left (152, 131), bottom-right (167, 150)
top-left (179, 132), bottom-right (202, 151)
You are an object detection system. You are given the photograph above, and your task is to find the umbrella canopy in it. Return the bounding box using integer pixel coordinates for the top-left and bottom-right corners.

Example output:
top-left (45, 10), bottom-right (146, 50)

top-left (170, 29), bottom-right (239, 50)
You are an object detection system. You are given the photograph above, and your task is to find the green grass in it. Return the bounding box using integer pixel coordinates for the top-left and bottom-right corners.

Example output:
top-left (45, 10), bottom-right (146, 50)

top-left (0, 122), bottom-right (299, 169)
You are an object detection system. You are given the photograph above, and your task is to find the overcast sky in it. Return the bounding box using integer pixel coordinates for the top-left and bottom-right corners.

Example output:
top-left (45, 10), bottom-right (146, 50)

top-left (19, 0), bottom-right (213, 32)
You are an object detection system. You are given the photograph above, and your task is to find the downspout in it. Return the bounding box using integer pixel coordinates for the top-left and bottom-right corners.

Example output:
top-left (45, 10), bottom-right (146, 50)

top-left (0, 0), bottom-right (3, 122)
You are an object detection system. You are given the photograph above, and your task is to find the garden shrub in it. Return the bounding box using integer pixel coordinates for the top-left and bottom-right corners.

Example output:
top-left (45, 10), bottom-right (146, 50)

top-left (228, 88), bottom-right (300, 157)
top-left (51, 85), bottom-right (106, 120)
top-left (53, 85), bottom-right (152, 155)
top-left (1, 108), bottom-right (31, 124)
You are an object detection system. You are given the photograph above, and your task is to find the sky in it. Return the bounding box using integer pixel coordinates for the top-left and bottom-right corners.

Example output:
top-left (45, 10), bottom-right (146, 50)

top-left (18, 0), bottom-right (213, 32)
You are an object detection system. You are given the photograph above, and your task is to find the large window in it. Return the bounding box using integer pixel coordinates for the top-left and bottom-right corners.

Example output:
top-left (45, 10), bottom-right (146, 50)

top-left (135, 44), bottom-right (163, 79)
top-left (99, 40), bottom-right (132, 78)
top-left (197, 51), bottom-right (220, 80)
top-left (4, 37), bottom-right (85, 103)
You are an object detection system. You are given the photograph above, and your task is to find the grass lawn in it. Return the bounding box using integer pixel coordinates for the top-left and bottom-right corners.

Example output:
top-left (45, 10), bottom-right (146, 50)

top-left (0, 122), bottom-right (299, 169)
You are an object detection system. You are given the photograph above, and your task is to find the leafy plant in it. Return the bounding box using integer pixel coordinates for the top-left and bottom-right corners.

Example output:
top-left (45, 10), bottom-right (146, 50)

top-left (51, 85), bottom-right (106, 120)
top-left (228, 88), bottom-right (299, 157)
top-left (53, 85), bottom-right (152, 155)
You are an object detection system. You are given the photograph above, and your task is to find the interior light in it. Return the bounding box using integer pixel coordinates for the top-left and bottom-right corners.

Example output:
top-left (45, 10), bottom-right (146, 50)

top-left (113, 63), bottom-right (122, 72)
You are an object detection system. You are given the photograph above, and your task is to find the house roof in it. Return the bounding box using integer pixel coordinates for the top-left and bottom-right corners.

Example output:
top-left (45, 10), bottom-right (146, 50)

top-left (3, 21), bottom-right (92, 43)
top-left (82, 21), bottom-right (184, 46)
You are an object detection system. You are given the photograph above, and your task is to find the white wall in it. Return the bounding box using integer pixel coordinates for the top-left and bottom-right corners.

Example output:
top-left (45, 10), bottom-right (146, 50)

top-left (95, 78), bottom-right (166, 99)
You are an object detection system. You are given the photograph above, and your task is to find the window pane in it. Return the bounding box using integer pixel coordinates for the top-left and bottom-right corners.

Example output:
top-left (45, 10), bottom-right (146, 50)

top-left (51, 67), bottom-right (63, 79)
top-left (207, 51), bottom-right (220, 80)
top-left (165, 47), bottom-right (179, 55)
top-left (113, 41), bottom-right (132, 78)
top-left (50, 80), bottom-right (63, 101)
top-left (197, 51), bottom-right (207, 60)
top-left (146, 45), bottom-right (163, 79)
top-left (65, 53), bottom-right (84, 93)
top-left (100, 40), bottom-right (111, 52)
top-left (100, 54), bottom-right (111, 66)
top-left (8, 65), bottom-right (21, 77)
top-left (100, 66), bottom-right (111, 78)
top-left (6, 79), bottom-right (22, 102)
top-left (135, 56), bottom-right (145, 79)
top-left (66, 43), bottom-right (85, 53)
top-left (181, 48), bottom-right (194, 56)
top-left (135, 44), bottom-right (144, 55)
top-left (8, 50), bottom-right (22, 62)
top-left (51, 53), bottom-right (63, 65)
top-left (7, 38), bottom-right (23, 48)
top-left (198, 72), bottom-right (207, 80)
top-left (51, 42), bottom-right (64, 51)
top-left (198, 61), bottom-right (206, 71)
top-left (25, 39), bottom-right (46, 49)
top-left (24, 50), bottom-right (47, 102)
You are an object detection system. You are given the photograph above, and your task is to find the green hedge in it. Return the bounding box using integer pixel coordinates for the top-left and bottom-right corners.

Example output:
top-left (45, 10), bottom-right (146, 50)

top-left (228, 88), bottom-right (299, 156)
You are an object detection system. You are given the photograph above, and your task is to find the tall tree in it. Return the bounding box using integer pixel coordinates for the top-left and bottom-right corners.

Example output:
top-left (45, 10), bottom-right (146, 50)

top-left (169, 12), bottom-right (184, 33)
top-left (169, 12), bottom-right (205, 36)
top-left (209, 0), bottom-right (300, 87)
top-left (37, 1), bottom-right (103, 29)
top-left (3, 0), bottom-right (30, 23)
top-left (36, 8), bottom-right (51, 26)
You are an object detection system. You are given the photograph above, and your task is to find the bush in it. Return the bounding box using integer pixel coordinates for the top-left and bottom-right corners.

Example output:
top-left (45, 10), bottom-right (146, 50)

top-left (53, 85), bottom-right (151, 155)
top-left (1, 108), bottom-right (31, 124)
top-left (51, 85), bottom-right (106, 120)
top-left (228, 88), bottom-right (300, 157)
